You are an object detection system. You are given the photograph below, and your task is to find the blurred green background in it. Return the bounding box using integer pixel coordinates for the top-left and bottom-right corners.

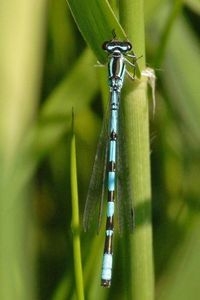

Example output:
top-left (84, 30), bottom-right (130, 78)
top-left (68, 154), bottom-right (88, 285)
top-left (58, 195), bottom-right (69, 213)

top-left (0, 0), bottom-right (200, 299)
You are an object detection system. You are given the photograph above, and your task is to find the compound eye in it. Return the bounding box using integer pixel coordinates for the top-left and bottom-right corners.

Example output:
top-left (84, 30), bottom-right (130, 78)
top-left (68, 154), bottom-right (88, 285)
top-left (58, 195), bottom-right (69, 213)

top-left (102, 41), bottom-right (109, 51)
top-left (127, 42), bottom-right (132, 51)
top-left (102, 41), bottom-right (116, 52)
top-left (102, 41), bottom-right (113, 52)
top-left (121, 42), bottom-right (132, 52)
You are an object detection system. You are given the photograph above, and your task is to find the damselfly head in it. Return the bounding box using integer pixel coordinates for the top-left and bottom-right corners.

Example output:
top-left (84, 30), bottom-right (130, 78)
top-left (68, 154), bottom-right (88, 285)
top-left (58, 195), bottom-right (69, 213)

top-left (102, 40), bottom-right (132, 54)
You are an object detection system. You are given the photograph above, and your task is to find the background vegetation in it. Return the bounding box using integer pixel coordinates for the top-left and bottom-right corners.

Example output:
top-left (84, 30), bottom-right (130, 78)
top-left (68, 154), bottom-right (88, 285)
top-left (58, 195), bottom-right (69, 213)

top-left (0, 0), bottom-right (199, 299)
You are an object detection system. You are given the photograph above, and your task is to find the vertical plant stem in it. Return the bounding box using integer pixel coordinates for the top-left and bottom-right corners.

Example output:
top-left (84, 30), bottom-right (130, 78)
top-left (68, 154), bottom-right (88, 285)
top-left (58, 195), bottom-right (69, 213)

top-left (70, 113), bottom-right (84, 300)
top-left (119, 1), bottom-right (154, 300)
top-left (0, 1), bottom-right (46, 300)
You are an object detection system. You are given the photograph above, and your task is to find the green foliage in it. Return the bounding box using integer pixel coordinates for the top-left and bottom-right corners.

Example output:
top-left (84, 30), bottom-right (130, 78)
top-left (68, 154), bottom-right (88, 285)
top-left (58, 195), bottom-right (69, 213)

top-left (0, 0), bottom-right (200, 299)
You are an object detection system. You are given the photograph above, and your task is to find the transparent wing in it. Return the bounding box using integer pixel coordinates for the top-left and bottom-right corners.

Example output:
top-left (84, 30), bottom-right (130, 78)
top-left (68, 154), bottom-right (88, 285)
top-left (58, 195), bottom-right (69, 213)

top-left (116, 100), bottom-right (135, 235)
top-left (83, 106), bottom-right (109, 232)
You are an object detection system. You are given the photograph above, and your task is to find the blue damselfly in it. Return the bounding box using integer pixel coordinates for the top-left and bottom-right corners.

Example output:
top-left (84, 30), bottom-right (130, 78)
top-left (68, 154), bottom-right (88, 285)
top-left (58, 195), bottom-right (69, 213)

top-left (83, 37), bottom-right (136, 287)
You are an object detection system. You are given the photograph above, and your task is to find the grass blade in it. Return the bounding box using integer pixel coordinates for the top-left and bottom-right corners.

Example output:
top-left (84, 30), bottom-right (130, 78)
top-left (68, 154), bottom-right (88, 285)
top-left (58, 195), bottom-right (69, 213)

top-left (70, 111), bottom-right (84, 300)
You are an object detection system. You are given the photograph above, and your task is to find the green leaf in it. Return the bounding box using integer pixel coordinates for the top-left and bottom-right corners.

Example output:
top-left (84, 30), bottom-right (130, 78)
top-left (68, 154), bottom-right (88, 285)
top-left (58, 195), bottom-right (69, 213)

top-left (70, 110), bottom-right (84, 300)
top-left (66, 0), bottom-right (133, 63)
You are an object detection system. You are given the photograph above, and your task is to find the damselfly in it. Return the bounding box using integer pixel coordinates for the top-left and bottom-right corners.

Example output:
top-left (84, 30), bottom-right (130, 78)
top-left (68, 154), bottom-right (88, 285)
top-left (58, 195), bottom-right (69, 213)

top-left (83, 37), bottom-right (136, 287)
